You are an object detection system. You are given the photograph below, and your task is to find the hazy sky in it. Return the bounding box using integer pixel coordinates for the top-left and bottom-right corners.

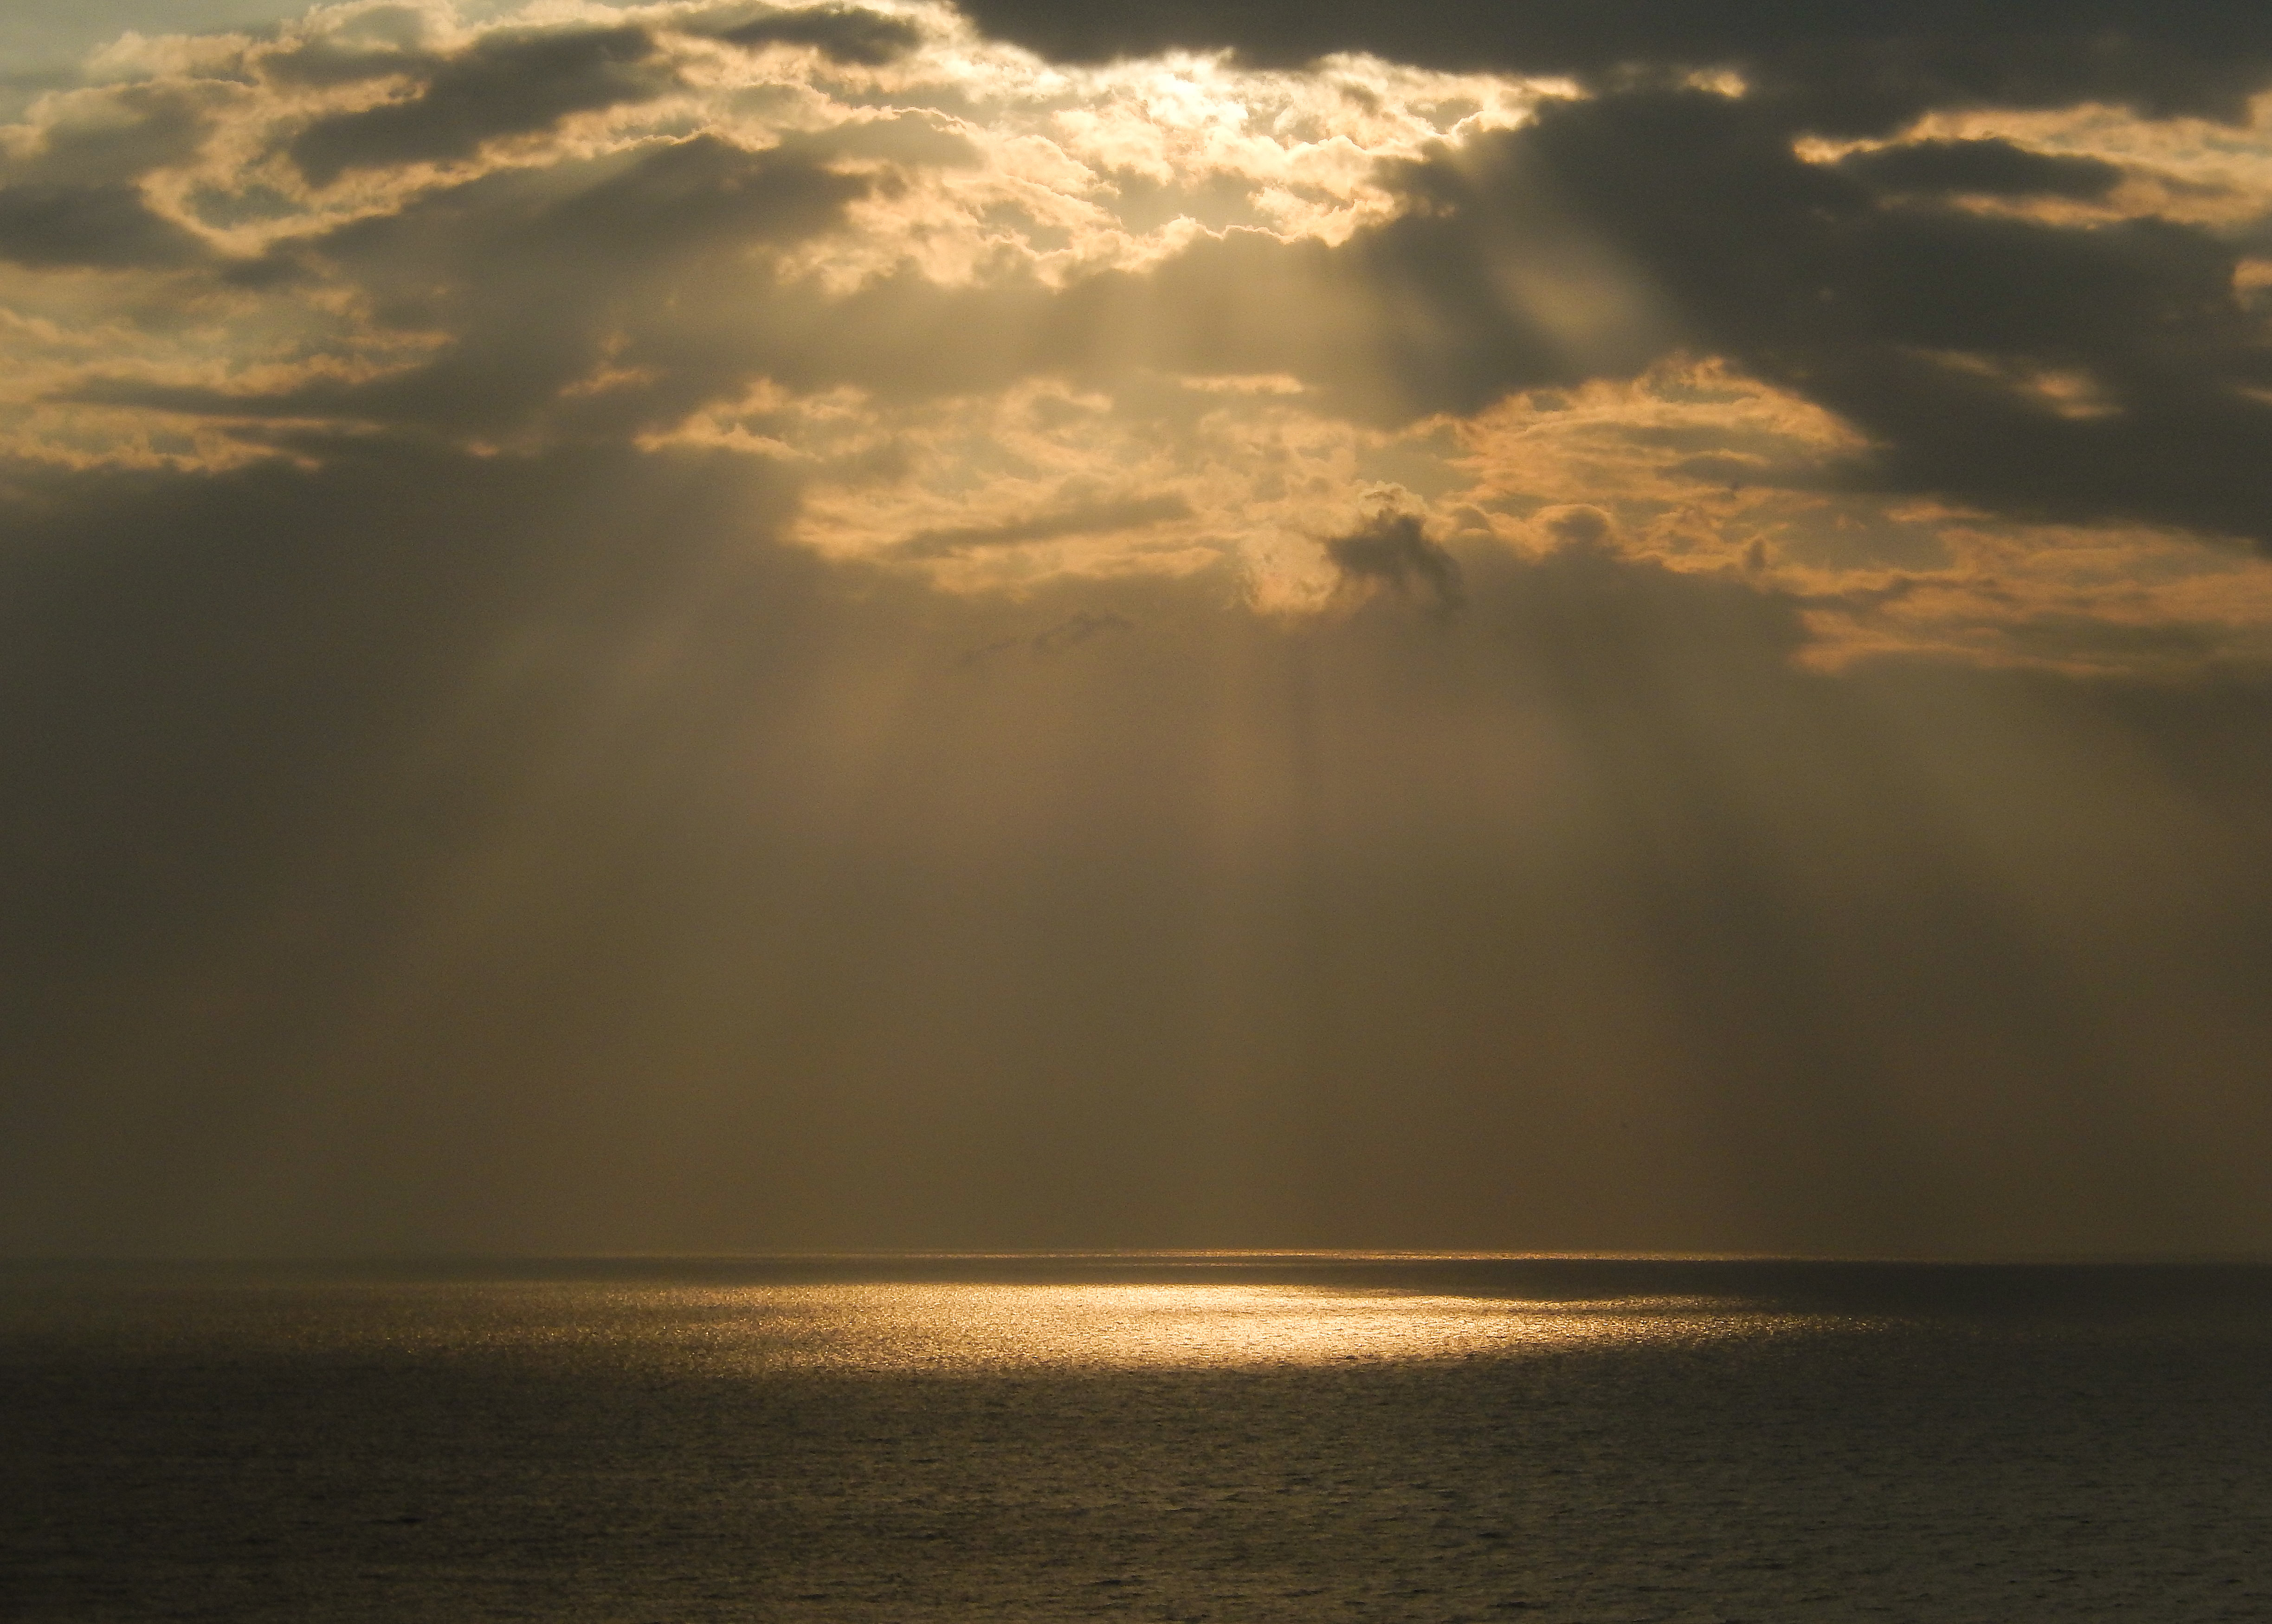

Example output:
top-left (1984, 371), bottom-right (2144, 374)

top-left (5, 1), bottom-right (2272, 1258)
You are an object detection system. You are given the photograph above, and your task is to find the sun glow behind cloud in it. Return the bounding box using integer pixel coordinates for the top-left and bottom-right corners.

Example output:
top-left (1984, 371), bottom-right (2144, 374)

top-left (5, 0), bottom-right (2271, 671)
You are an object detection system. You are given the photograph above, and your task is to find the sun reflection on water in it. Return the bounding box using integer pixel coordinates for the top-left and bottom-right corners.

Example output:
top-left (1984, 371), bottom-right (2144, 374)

top-left (678, 1284), bottom-right (1794, 1374)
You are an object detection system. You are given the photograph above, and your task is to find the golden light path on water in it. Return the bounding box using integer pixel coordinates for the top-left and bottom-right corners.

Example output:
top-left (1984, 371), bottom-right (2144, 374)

top-left (625, 1285), bottom-right (1822, 1374)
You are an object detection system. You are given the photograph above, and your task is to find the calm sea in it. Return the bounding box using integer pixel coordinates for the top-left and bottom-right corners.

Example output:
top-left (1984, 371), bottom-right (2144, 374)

top-left (5, 1256), bottom-right (2270, 1621)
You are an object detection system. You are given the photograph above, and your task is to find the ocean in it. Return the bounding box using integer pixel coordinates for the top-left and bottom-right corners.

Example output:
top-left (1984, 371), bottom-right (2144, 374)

top-left (5, 1256), bottom-right (2270, 1621)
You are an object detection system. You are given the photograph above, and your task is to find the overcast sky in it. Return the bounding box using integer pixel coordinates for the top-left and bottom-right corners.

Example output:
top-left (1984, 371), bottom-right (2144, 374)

top-left (5, 1), bottom-right (2272, 1258)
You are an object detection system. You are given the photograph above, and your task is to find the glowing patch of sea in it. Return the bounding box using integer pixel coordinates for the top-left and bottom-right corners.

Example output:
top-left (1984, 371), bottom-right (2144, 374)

top-left (622, 1283), bottom-right (1814, 1373)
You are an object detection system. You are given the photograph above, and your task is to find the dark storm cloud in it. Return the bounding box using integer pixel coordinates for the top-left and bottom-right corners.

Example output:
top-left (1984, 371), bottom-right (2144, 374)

top-left (1342, 91), bottom-right (2272, 546)
top-left (0, 182), bottom-right (208, 268)
top-left (955, 0), bottom-right (2272, 133)
top-left (289, 24), bottom-right (679, 186)
top-left (1323, 510), bottom-right (1465, 614)
top-left (705, 5), bottom-right (924, 66)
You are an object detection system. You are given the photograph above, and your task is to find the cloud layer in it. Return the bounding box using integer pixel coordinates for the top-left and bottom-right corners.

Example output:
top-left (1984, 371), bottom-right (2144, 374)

top-left (2, 0), bottom-right (2269, 668)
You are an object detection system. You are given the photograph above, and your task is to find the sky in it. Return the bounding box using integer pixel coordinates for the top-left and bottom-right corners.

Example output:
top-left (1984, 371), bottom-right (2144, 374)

top-left (4, 0), bottom-right (2272, 1259)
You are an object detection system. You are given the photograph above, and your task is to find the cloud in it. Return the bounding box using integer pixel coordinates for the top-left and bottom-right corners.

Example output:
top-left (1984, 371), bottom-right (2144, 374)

top-left (1357, 89), bottom-right (2272, 551)
top-left (706, 4), bottom-right (926, 66)
top-left (1835, 136), bottom-right (2125, 199)
top-left (1533, 503), bottom-right (1615, 551)
top-left (902, 493), bottom-right (1193, 557)
top-left (1323, 505), bottom-right (1465, 613)
top-left (289, 23), bottom-right (679, 186)
top-left (954, 0), bottom-right (2272, 129)
top-left (2, 79), bottom-right (221, 187)
top-left (5, 0), bottom-right (2272, 681)
top-left (0, 181), bottom-right (209, 267)
top-left (68, 135), bottom-right (868, 438)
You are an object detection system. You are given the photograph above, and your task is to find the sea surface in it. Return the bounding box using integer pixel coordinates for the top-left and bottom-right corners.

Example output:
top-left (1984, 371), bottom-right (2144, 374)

top-left (5, 1255), bottom-right (2271, 1622)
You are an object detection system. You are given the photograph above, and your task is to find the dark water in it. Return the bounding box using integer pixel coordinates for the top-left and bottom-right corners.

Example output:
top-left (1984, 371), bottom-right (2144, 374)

top-left (6, 1257), bottom-right (2271, 1621)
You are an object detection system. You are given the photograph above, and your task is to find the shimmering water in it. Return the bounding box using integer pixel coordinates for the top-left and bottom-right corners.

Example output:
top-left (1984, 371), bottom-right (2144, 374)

top-left (6, 1257), bottom-right (2271, 1621)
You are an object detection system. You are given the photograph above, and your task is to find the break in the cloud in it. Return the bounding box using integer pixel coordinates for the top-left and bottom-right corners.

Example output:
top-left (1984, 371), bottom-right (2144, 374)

top-left (5, 1), bottom-right (2272, 1256)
